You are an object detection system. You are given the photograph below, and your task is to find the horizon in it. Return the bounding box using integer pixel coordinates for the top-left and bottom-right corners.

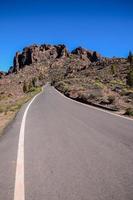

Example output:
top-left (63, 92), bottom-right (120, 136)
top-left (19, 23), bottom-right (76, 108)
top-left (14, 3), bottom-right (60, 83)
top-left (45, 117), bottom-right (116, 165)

top-left (0, 0), bottom-right (133, 71)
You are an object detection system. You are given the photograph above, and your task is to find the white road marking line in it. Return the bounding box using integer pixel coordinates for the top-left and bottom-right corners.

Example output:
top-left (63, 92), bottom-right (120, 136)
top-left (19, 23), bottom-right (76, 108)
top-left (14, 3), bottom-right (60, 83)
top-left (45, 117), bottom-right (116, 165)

top-left (54, 87), bottom-right (133, 122)
top-left (14, 92), bottom-right (41, 200)
top-left (13, 83), bottom-right (132, 200)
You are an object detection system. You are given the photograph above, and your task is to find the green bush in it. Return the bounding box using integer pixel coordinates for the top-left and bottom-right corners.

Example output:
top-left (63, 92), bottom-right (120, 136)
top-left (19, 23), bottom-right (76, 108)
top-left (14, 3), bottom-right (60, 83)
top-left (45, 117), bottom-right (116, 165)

top-left (128, 51), bottom-right (133, 66)
top-left (125, 107), bottom-right (133, 116)
top-left (23, 81), bottom-right (28, 93)
top-left (111, 65), bottom-right (116, 75)
top-left (28, 81), bottom-right (33, 91)
top-left (94, 80), bottom-right (104, 89)
top-left (32, 77), bottom-right (37, 87)
top-left (108, 95), bottom-right (115, 104)
top-left (127, 70), bottom-right (133, 87)
top-left (23, 80), bottom-right (37, 93)
top-left (56, 81), bottom-right (70, 94)
top-left (38, 73), bottom-right (44, 80)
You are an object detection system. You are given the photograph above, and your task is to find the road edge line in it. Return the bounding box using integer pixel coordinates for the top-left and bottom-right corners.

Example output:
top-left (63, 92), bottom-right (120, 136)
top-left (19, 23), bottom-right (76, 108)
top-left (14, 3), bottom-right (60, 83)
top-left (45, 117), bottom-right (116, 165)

top-left (54, 87), bottom-right (133, 122)
top-left (13, 91), bottom-right (42, 200)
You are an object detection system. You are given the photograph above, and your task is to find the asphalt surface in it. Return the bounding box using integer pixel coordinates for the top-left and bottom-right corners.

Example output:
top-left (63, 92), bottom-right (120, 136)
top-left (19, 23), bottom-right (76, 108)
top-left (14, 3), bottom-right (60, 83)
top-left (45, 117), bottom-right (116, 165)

top-left (0, 84), bottom-right (133, 200)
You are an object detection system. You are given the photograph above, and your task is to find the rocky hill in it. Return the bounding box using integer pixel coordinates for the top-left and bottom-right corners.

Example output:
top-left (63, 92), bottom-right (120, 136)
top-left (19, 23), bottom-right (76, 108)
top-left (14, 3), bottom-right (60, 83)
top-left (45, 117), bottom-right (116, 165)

top-left (8, 44), bottom-right (101, 73)
top-left (0, 43), bottom-right (133, 133)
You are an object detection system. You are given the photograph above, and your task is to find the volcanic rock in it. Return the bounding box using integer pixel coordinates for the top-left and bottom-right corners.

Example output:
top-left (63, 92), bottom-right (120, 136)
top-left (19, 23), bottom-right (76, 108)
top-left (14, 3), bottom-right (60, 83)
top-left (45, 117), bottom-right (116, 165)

top-left (71, 47), bottom-right (101, 62)
top-left (9, 44), bottom-right (69, 73)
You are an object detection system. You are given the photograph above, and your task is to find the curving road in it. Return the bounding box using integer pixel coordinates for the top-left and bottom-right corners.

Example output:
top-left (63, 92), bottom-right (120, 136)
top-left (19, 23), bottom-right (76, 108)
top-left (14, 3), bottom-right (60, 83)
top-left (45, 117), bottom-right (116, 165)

top-left (0, 84), bottom-right (133, 200)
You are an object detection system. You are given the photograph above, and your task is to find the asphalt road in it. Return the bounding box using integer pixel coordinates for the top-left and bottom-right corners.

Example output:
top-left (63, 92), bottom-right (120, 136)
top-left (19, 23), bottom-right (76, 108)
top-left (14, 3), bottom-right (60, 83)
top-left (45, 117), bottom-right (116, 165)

top-left (0, 84), bottom-right (133, 200)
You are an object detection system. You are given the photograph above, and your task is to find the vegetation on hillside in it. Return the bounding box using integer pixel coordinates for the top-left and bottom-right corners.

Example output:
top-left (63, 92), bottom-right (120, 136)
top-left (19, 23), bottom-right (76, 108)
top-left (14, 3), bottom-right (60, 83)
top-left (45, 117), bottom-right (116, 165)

top-left (0, 46), bottom-right (133, 135)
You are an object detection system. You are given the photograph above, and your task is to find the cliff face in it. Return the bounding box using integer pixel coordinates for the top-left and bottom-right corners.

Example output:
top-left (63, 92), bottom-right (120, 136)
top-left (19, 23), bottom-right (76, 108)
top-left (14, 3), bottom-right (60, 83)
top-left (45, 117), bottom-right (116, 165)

top-left (8, 44), bottom-right (101, 73)
top-left (9, 44), bottom-right (69, 73)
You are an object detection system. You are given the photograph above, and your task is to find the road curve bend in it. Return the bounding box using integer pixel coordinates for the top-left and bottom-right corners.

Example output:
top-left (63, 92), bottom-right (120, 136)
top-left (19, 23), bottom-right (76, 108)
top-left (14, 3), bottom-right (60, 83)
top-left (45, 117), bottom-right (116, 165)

top-left (0, 84), bottom-right (133, 200)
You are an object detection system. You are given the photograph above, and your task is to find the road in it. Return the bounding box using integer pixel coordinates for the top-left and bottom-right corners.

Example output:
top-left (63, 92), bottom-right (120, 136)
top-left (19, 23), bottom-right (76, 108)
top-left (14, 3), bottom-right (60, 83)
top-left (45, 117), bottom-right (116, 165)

top-left (0, 84), bottom-right (133, 200)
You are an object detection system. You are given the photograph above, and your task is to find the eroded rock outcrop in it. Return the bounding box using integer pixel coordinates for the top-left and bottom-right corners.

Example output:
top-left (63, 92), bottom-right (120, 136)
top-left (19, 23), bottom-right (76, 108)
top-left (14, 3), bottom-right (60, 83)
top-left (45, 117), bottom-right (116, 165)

top-left (71, 47), bottom-right (101, 62)
top-left (9, 44), bottom-right (69, 73)
top-left (8, 44), bottom-right (103, 74)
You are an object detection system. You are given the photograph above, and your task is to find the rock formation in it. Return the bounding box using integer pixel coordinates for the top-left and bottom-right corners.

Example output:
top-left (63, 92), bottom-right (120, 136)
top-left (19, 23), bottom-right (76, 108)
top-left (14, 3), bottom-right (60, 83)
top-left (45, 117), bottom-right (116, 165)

top-left (71, 47), bottom-right (101, 62)
top-left (9, 44), bottom-right (69, 73)
top-left (0, 43), bottom-right (132, 118)
top-left (8, 44), bottom-right (101, 73)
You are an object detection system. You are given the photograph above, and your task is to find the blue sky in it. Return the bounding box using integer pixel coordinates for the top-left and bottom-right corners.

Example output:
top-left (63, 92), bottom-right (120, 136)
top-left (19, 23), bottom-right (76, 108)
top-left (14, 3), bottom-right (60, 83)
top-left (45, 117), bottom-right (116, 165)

top-left (0, 0), bottom-right (133, 71)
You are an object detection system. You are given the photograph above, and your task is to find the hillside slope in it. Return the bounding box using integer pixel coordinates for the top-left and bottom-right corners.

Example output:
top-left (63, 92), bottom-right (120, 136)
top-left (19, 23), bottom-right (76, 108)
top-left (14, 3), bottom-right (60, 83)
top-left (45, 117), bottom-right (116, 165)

top-left (0, 44), bottom-right (133, 133)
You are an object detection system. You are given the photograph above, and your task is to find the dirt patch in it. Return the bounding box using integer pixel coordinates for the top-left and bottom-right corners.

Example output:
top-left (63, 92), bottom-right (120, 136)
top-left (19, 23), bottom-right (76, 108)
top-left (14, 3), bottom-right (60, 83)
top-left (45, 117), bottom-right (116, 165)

top-left (0, 87), bottom-right (42, 136)
top-left (0, 112), bottom-right (15, 136)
